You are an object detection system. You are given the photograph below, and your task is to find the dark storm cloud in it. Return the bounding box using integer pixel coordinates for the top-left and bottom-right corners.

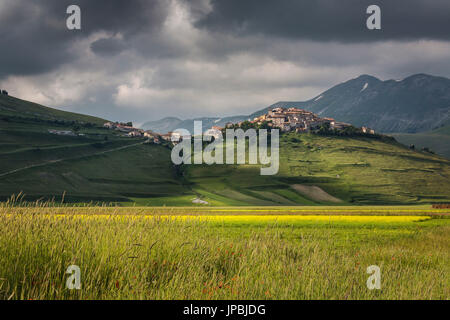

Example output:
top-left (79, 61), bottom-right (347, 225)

top-left (41, 0), bottom-right (168, 36)
top-left (2, 0), bottom-right (450, 123)
top-left (193, 0), bottom-right (450, 42)
top-left (90, 37), bottom-right (127, 57)
top-left (0, 0), bottom-right (169, 78)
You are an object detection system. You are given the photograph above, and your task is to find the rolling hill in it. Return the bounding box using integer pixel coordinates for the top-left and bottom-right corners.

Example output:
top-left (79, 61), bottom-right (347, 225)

top-left (185, 132), bottom-right (450, 206)
top-left (0, 94), bottom-right (190, 203)
top-left (1, 94), bottom-right (449, 205)
top-left (0, 94), bottom-right (106, 125)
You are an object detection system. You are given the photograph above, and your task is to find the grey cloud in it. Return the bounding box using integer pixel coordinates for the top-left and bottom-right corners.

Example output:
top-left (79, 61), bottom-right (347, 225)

top-left (42, 0), bottom-right (169, 37)
top-left (1, 0), bottom-right (450, 124)
top-left (0, 0), bottom-right (170, 78)
top-left (90, 37), bottom-right (127, 57)
top-left (193, 0), bottom-right (450, 42)
top-left (0, 1), bottom-right (78, 77)
top-left (131, 33), bottom-right (192, 60)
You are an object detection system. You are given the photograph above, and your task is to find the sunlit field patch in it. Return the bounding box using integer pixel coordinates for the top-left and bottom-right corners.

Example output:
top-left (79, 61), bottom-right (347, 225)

top-left (4, 213), bottom-right (431, 223)
top-left (166, 215), bottom-right (431, 223)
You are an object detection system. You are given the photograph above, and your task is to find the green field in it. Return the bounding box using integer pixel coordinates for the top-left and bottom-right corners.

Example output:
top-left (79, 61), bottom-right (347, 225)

top-left (0, 205), bottom-right (448, 300)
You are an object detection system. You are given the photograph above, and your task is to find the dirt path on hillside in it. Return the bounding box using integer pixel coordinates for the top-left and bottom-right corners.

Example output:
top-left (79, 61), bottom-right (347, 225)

top-left (291, 184), bottom-right (342, 203)
top-left (0, 141), bottom-right (147, 178)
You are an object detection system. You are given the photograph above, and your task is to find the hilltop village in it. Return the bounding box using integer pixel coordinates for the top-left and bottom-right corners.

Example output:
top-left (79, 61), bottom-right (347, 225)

top-left (102, 107), bottom-right (375, 143)
top-left (234, 107), bottom-right (375, 134)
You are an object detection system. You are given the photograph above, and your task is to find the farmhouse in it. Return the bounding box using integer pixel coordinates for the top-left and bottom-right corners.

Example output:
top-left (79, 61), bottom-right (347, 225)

top-left (103, 122), bottom-right (115, 129)
top-left (143, 130), bottom-right (157, 138)
top-left (116, 125), bottom-right (134, 133)
top-left (361, 126), bottom-right (375, 134)
top-left (127, 130), bottom-right (143, 137)
top-left (158, 131), bottom-right (184, 144)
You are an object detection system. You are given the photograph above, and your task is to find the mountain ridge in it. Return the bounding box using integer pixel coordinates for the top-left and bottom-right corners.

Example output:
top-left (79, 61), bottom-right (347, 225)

top-left (142, 73), bottom-right (450, 134)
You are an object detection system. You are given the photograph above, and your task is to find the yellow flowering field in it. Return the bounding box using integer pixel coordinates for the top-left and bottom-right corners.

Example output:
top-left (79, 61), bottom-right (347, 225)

top-left (0, 205), bottom-right (448, 300)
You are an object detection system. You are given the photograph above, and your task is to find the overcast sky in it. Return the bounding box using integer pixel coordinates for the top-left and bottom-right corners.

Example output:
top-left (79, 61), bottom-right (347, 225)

top-left (1, 0), bottom-right (450, 125)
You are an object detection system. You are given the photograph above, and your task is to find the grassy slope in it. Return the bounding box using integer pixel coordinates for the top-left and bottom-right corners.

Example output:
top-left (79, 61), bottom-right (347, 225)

top-left (0, 95), bottom-right (106, 125)
top-left (0, 122), bottom-right (189, 202)
top-left (186, 132), bottom-right (450, 206)
top-left (1, 95), bottom-right (449, 205)
top-left (392, 125), bottom-right (450, 159)
top-left (0, 97), bottom-right (189, 202)
top-left (2, 120), bottom-right (449, 205)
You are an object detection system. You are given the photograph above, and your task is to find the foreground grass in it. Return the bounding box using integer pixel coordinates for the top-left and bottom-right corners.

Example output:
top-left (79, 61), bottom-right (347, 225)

top-left (0, 206), bottom-right (448, 300)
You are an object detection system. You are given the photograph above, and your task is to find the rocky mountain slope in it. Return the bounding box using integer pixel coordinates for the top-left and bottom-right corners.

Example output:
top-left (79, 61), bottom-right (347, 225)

top-left (143, 74), bottom-right (450, 134)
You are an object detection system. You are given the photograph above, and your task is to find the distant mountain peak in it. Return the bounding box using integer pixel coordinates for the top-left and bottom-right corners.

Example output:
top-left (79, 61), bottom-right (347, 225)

top-left (142, 73), bottom-right (450, 134)
top-left (254, 73), bottom-right (450, 134)
top-left (404, 73), bottom-right (432, 79)
top-left (355, 74), bottom-right (379, 81)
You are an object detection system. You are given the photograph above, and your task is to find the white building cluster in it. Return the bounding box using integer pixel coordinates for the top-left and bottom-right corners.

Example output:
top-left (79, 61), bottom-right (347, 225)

top-left (251, 107), bottom-right (354, 132)
top-left (103, 121), bottom-right (160, 142)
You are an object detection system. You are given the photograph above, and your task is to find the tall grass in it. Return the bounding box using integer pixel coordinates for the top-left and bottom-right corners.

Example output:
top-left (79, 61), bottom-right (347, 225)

top-left (0, 204), bottom-right (448, 300)
top-left (0, 192), bottom-right (121, 209)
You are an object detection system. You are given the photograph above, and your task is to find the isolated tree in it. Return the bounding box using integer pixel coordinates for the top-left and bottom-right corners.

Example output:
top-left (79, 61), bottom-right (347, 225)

top-left (72, 124), bottom-right (81, 134)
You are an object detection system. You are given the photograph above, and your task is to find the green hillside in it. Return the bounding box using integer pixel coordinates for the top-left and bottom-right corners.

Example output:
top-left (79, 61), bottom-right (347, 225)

top-left (0, 95), bottom-right (189, 203)
top-left (1, 95), bottom-right (449, 205)
top-left (0, 95), bottom-right (106, 125)
top-left (392, 125), bottom-right (450, 159)
top-left (184, 133), bottom-right (450, 206)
